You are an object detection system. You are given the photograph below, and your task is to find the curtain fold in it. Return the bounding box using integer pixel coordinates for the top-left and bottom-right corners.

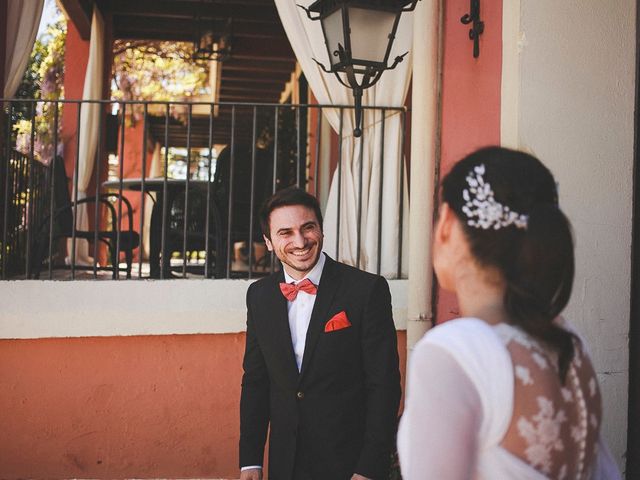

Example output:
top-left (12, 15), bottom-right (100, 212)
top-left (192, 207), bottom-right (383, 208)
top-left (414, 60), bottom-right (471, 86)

top-left (275, 0), bottom-right (410, 277)
top-left (68, 7), bottom-right (105, 266)
top-left (4, 0), bottom-right (45, 98)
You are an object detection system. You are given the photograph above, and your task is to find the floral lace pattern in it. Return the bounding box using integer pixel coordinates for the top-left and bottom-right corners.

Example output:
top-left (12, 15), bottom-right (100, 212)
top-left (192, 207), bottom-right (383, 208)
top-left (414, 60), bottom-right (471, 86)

top-left (517, 396), bottom-right (567, 473)
top-left (494, 323), bottom-right (603, 479)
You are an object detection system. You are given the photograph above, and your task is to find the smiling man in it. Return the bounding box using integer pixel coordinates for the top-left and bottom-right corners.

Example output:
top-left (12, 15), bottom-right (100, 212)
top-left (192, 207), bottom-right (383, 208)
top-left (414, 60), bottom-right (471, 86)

top-left (239, 187), bottom-right (401, 480)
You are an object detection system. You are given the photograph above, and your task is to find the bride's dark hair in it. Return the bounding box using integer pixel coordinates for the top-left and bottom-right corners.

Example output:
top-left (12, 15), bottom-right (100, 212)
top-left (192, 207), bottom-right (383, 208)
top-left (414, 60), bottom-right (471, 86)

top-left (441, 146), bottom-right (576, 381)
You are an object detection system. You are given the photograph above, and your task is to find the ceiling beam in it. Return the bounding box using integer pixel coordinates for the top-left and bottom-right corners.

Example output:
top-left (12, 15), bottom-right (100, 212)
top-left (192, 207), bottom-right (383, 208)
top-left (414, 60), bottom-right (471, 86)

top-left (231, 36), bottom-right (293, 57)
top-left (101, 0), bottom-right (279, 23)
top-left (222, 62), bottom-right (294, 75)
top-left (217, 95), bottom-right (281, 103)
top-left (222, 56), bottom-right (295, 69)
top-left (220, 85), bottom-right (283, 94)
top-left (112, 15), bottom-right (286, 42)
top-left (223, 77), bottom-right (288, 86)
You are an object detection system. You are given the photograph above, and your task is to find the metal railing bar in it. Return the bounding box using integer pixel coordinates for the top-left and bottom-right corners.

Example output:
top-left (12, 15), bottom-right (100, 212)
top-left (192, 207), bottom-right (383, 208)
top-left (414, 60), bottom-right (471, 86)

top-left (14, 152), bottom-right (22, 273)
top-left (15, 149), bottom-right (24, 263)
top-left (248, 106), bottom-right (257, 280)
top-left (138, 102), bottom-right (148, 279)
top-left (356, 116), bottom-right (364, 270)
top-left (2, 103), bottom-right (12, 279)
top-left (225, 105), bottom-right (236, 279)
top-left (181, 103), bottom-right (193, 278)
top-left (11, 155), bottom-right (19, 272)
top-left (25, 102), bottom-right (36, 277)
top-left (377, 110), bottom-right (386, 276)
top-left (71, 103), bottom-right (82, 280)
top-left (336, 107), bottom-right (343, 262)
top-left (116, 102), bottom-right (126, 280)
top-left (204, 103), bottom-right (214, 279)
top-left (161, 104), bottom-right (170, 280)
top-left (93, 103), bottom-right (104, 278)
top-left (48, 102), bottom-right (59, 279)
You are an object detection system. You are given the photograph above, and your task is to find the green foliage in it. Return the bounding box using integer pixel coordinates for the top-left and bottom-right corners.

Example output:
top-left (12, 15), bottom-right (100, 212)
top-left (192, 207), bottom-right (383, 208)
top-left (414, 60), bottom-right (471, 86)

top-left (13, 39), bottom-right (46, 103)
top-left (13, 14), bottom-right (66, 163)
top-left (38, 18), bottom-right (67, 99)
top-left (112, 40), bottom-right (209, 103)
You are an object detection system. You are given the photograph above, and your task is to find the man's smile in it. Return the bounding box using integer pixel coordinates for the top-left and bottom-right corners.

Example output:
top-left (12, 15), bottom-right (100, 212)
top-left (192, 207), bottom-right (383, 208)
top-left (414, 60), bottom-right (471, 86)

top-left (290, 247), bottom-right (313, 257)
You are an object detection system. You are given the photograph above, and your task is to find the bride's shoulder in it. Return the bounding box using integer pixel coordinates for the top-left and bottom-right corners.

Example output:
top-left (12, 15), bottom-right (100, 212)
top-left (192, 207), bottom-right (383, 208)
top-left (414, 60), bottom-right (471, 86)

top-left (415, 317), bottom-right (510, 369)
top-left (419, 317), bottom-right (500, 346)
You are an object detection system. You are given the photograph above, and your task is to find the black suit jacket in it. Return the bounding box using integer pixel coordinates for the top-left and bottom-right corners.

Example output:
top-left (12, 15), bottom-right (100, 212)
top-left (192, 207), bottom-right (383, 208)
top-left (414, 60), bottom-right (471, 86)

top-left (239, 256), bottom-right (401, 480)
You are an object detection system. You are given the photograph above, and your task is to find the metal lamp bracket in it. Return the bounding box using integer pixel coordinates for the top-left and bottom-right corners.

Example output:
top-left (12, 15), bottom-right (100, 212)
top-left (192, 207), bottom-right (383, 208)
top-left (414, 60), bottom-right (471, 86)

top-left (298, 1), bottom-right (414, 137)
top-left (460, 0), bottom-right (484, 58)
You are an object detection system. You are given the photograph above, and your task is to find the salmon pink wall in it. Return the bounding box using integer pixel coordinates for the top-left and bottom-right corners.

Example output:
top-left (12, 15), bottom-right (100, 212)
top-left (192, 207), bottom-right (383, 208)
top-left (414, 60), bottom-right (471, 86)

top-left (436, 0), bottom-right (503, 323)
top-left (61, 21), bottom-right (90, 181)
top-left (307, 91), bottom-right (320, 195)
top-left (0, 331), bottom-right (407, 479)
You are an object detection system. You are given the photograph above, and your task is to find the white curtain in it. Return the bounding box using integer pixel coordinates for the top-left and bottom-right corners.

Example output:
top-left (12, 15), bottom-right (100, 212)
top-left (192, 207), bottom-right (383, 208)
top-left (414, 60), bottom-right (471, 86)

top-left (275, 0), bottom-right (411, 277)
top-left (4, 0), bottom-right (45, 98)
top-left (68, 7), bottom-right (105, 265)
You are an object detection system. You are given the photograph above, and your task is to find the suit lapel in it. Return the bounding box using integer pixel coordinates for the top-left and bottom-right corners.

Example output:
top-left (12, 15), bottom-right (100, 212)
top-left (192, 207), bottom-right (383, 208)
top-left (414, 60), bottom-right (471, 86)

top-left (265, 271), bottom-right (300, 383)
top-left (299, 256), bottom-right (341, 380)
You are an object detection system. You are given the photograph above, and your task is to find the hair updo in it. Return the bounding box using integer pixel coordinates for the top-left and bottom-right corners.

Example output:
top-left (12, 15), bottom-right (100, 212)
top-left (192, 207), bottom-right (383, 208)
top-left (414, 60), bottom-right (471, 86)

top-left (441, 146), bottom-right (576, 381)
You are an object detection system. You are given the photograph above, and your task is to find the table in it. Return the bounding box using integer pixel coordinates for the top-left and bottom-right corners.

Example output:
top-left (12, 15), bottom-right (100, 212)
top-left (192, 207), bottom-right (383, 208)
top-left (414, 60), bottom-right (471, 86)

top-left (102, 178), bottom-right (219, 278)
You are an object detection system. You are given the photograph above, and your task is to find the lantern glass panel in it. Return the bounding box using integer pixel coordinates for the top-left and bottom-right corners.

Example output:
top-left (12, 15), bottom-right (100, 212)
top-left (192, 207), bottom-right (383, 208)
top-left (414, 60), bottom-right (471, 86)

top-left (323, 8), bottom-right (346, 67)
top-left (347, 7), bottom-right (397, 66)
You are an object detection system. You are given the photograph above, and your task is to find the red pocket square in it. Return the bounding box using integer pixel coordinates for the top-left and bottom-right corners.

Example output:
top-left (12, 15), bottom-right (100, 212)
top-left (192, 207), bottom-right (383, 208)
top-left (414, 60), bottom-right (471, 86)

top-left (324, 311), bottom-right (351, 332)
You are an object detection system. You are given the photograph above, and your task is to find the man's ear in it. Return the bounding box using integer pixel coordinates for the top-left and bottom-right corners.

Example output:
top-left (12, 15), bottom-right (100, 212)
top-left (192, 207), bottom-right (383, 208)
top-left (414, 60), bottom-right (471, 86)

top-left (263, 234), bottom-right (273, 251)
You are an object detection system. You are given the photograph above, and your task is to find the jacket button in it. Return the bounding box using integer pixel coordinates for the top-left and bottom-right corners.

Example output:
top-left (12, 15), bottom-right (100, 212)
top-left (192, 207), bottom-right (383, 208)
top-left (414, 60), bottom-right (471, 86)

top-left (296, 391), bottom-right (304, 400)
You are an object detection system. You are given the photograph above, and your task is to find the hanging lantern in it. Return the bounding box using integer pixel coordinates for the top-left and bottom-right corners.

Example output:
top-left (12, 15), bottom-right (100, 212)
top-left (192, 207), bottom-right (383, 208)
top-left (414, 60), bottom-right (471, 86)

top-left (301, 0), bottom-right (420, 136)
top-left (192, 10), bottom-right (232, 63)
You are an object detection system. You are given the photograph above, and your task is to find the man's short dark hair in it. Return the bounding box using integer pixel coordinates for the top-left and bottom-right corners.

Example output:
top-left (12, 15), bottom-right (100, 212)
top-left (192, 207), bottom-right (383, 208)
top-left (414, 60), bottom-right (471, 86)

top-left (260, 187), bottom-right (323, 239)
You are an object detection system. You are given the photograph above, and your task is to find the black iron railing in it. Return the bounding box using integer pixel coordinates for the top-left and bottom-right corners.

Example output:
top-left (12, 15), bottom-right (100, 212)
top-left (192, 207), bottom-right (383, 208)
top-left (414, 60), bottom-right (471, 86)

top-left (0, 148), bottom-right (50, 278)
top-left (0, 99), bottom-right (407, 280)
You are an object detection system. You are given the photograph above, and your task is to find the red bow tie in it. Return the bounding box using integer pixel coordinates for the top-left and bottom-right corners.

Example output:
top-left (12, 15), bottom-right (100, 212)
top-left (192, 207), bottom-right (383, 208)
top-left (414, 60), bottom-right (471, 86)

top-left (280, 278), bottom-right (318, 301)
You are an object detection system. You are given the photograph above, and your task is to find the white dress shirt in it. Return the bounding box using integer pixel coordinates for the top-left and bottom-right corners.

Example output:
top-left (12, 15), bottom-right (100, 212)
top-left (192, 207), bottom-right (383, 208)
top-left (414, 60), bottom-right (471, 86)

top-left (283, 252), bottom-right (326, 371)
top-left (241, 252), bottom-right (326, 473)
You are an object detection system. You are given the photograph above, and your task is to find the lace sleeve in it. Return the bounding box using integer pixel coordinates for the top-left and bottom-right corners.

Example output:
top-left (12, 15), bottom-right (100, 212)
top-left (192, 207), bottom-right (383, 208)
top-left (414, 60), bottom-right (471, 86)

top-left (398, 343), bottom-right (482, 480)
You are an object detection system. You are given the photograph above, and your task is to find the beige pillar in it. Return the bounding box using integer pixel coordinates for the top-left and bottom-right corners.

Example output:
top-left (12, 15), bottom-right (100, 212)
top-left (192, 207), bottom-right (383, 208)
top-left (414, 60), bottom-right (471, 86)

top-left (407, 0), bottom-right (442, 353)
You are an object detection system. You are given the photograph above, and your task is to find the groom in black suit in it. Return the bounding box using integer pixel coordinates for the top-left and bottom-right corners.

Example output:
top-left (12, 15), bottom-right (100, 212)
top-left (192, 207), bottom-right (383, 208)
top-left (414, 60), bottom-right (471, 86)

top-left (239, 187), bottom-right (401, 480)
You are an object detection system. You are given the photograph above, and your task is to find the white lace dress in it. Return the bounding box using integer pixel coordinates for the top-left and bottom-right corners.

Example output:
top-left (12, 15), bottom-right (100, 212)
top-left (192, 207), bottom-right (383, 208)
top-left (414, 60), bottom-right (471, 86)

top-left (397, 317), bottom-right (621, 480)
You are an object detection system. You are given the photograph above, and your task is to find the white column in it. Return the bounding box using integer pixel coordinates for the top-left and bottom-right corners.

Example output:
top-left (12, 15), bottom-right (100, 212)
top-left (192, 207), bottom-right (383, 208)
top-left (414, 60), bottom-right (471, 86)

top-left (407, 0), bottom-right (442, 352)
top-left (500, 0), bottom-right (522, 148)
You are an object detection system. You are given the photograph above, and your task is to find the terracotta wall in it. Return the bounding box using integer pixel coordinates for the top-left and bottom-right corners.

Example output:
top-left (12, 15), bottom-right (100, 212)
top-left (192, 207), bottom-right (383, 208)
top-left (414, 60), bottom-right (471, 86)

top-left (435, 0), bottom-right (503, 323)
top-left (307, 91), bottom-right (320, 196)
top-left (61, 21), bottom-right (90, 181)
top-left (0, 331), bottom-right (407, 479)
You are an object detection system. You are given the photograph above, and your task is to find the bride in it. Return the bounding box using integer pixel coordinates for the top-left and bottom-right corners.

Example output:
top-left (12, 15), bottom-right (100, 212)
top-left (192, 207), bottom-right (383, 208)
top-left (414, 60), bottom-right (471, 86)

top-left (397, 147), bottom-right (621, 479)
